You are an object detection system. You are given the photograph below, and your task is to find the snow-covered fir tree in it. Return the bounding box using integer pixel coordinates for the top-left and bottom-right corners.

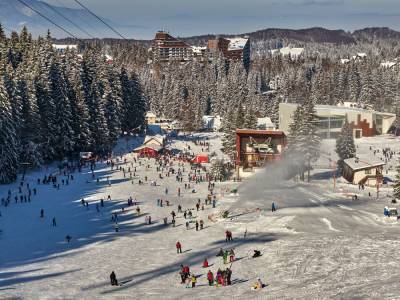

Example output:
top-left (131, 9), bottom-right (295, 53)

top-left (393, 159), bottom-right (400, 202)
top-left (335, 117), bottom-right (356, 172)
top-left (0, 77), bottom-right (19, 183)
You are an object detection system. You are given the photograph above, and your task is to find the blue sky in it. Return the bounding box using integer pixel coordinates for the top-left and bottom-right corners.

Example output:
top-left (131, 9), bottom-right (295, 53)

top-left (44, 0), bottom-right (400, 39)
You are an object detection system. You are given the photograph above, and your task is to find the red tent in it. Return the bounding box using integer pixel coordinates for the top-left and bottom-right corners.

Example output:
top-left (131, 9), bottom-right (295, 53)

top-left (192, 154), bottom-right (209, 163)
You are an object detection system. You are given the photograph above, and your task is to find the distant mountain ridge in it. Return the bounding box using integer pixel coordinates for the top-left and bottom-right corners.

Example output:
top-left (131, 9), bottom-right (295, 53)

top-left (183, 27), bottom-right (400, 46)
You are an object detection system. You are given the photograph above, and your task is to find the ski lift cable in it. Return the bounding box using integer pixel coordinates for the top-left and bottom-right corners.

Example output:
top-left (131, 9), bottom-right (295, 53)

top-left (73, 0), bottom-right (128, 40)
top-left (43, 1), bottom-right (96, 39)
top-left (16, 0), bottom-right (78, 39)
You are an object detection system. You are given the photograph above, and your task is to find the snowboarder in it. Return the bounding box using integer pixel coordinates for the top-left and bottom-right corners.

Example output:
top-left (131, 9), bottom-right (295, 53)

top-left (110, 271), bottom-right (118, 286)
top-left (176, 241), bottom-right (182, 253)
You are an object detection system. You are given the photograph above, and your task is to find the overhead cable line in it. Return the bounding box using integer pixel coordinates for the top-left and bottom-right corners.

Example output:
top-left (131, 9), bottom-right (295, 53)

top-left (16, 0), bottom-right (78, 39)
top-left (43, 1), bottom-right (96, 39)
top-left (73, 0), bottom-right (128, 40)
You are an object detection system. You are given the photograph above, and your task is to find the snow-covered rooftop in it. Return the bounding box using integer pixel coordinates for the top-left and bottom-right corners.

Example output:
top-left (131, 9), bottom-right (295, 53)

top-left (227, 37), bottom-right (248, 50)
top-left (52, 44), bottom-right (78, 50)
top-left (257, 117), bottom-right (275, 129)
top-left (192, 46), bottom-right (206, 54)
top-left (344, 156), bottom-right (385, 171)
top-left (278, 47), bottom-right (304, 57)
top-left (381, 61), bottom-right (398, 68)
top-left (282, 103), bottom-right (395, 116)
top-left (146, 112), bottom-right (156, 118)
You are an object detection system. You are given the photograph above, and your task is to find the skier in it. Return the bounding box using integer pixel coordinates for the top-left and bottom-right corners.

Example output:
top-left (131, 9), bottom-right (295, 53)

top-left (253, 250), bottom-right (261, 258)
top-left (229, 249), bottom-right (235, 262)
top-left (203, 258), bottom-right (209, 268)
top-left (176, 241), bottom-right (182, 253)
top-left (65, 235), bottom-right (71, 243)
top-left (52, 217), bottom-right (57, 227)
top-left (223, 250), bottom-right (229, 264)
top-left (251, 278), bottom-right (264, 290)
top-left (272, 202), bottom-right (276, 212)
top-left (40, 209), bottom-right (44, 218)
top-left (191, 274), bottom-right (197, 288)
top-left (195, 221), bottom-right (199, 231)
top-left (216, 248), bottom-right (224, 257)
top-left (226, 268), bottom-right (232, 285)
top-left (207, 270), bottom-right (214, 286)
top-left (199, 219), bottom-right (204, 230)
top-left (110, 271), bottom-right (118, 286)
top-left (179, 265), bottom-right (186, 283)
top-left (178, 205), bottom-right (182, 213)
top-left (186, 221), bottom-right (190, 230)
top-left (171, 211), bottom-right (176, 220)
top-left (136, 206), bottom-right (141, 216)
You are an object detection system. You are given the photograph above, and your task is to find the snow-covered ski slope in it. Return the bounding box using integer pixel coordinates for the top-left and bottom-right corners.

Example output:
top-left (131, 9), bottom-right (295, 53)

top-left (1, 133), bottom-right (400, 299)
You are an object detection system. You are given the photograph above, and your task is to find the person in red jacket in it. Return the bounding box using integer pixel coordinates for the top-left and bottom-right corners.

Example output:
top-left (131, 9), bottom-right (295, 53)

top-left (203, 258), bottom-right (209, 268)
top-left (176, 241), bottom-right (182, 253)
top-left (207, 270), bottom-right (214, 286)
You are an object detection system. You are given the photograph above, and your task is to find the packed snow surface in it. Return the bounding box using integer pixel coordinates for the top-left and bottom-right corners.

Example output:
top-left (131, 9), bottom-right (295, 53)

top-left (1, 133), bottom-right (400, 299)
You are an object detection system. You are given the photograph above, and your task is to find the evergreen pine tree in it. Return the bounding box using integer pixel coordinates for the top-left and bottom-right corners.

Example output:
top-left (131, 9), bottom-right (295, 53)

top-left (0, 78), bottom-right (19, 183)
top-left (335, 117), bottom-right (356, 172)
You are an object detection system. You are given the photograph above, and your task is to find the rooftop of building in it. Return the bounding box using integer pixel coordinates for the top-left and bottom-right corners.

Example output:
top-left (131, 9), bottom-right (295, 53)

top-left (280, 103), bottom-right (396, 117)
top-left (236, 129), bottom-right (285, 136)
top-left (52, 44), bottom-right (78, 50)
top-left (226, 37), bottom-right (249, 50)
top-left (344, 156), bottom-right (385, 171)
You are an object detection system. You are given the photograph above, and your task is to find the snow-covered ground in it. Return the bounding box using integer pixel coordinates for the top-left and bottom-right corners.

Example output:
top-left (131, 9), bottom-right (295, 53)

top-left (1, 133), bottom-right (400, 299)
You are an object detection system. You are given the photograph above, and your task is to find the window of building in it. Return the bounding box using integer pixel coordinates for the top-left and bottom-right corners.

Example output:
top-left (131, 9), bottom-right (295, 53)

top-left (365, 169), bottom-right (371, 175)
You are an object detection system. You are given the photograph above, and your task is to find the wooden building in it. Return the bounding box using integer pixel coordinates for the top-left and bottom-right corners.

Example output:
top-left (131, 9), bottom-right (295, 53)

top-left (235, 129), bottom-right (286, 169)
top-left (342, 157), bottom-right (385, 186)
